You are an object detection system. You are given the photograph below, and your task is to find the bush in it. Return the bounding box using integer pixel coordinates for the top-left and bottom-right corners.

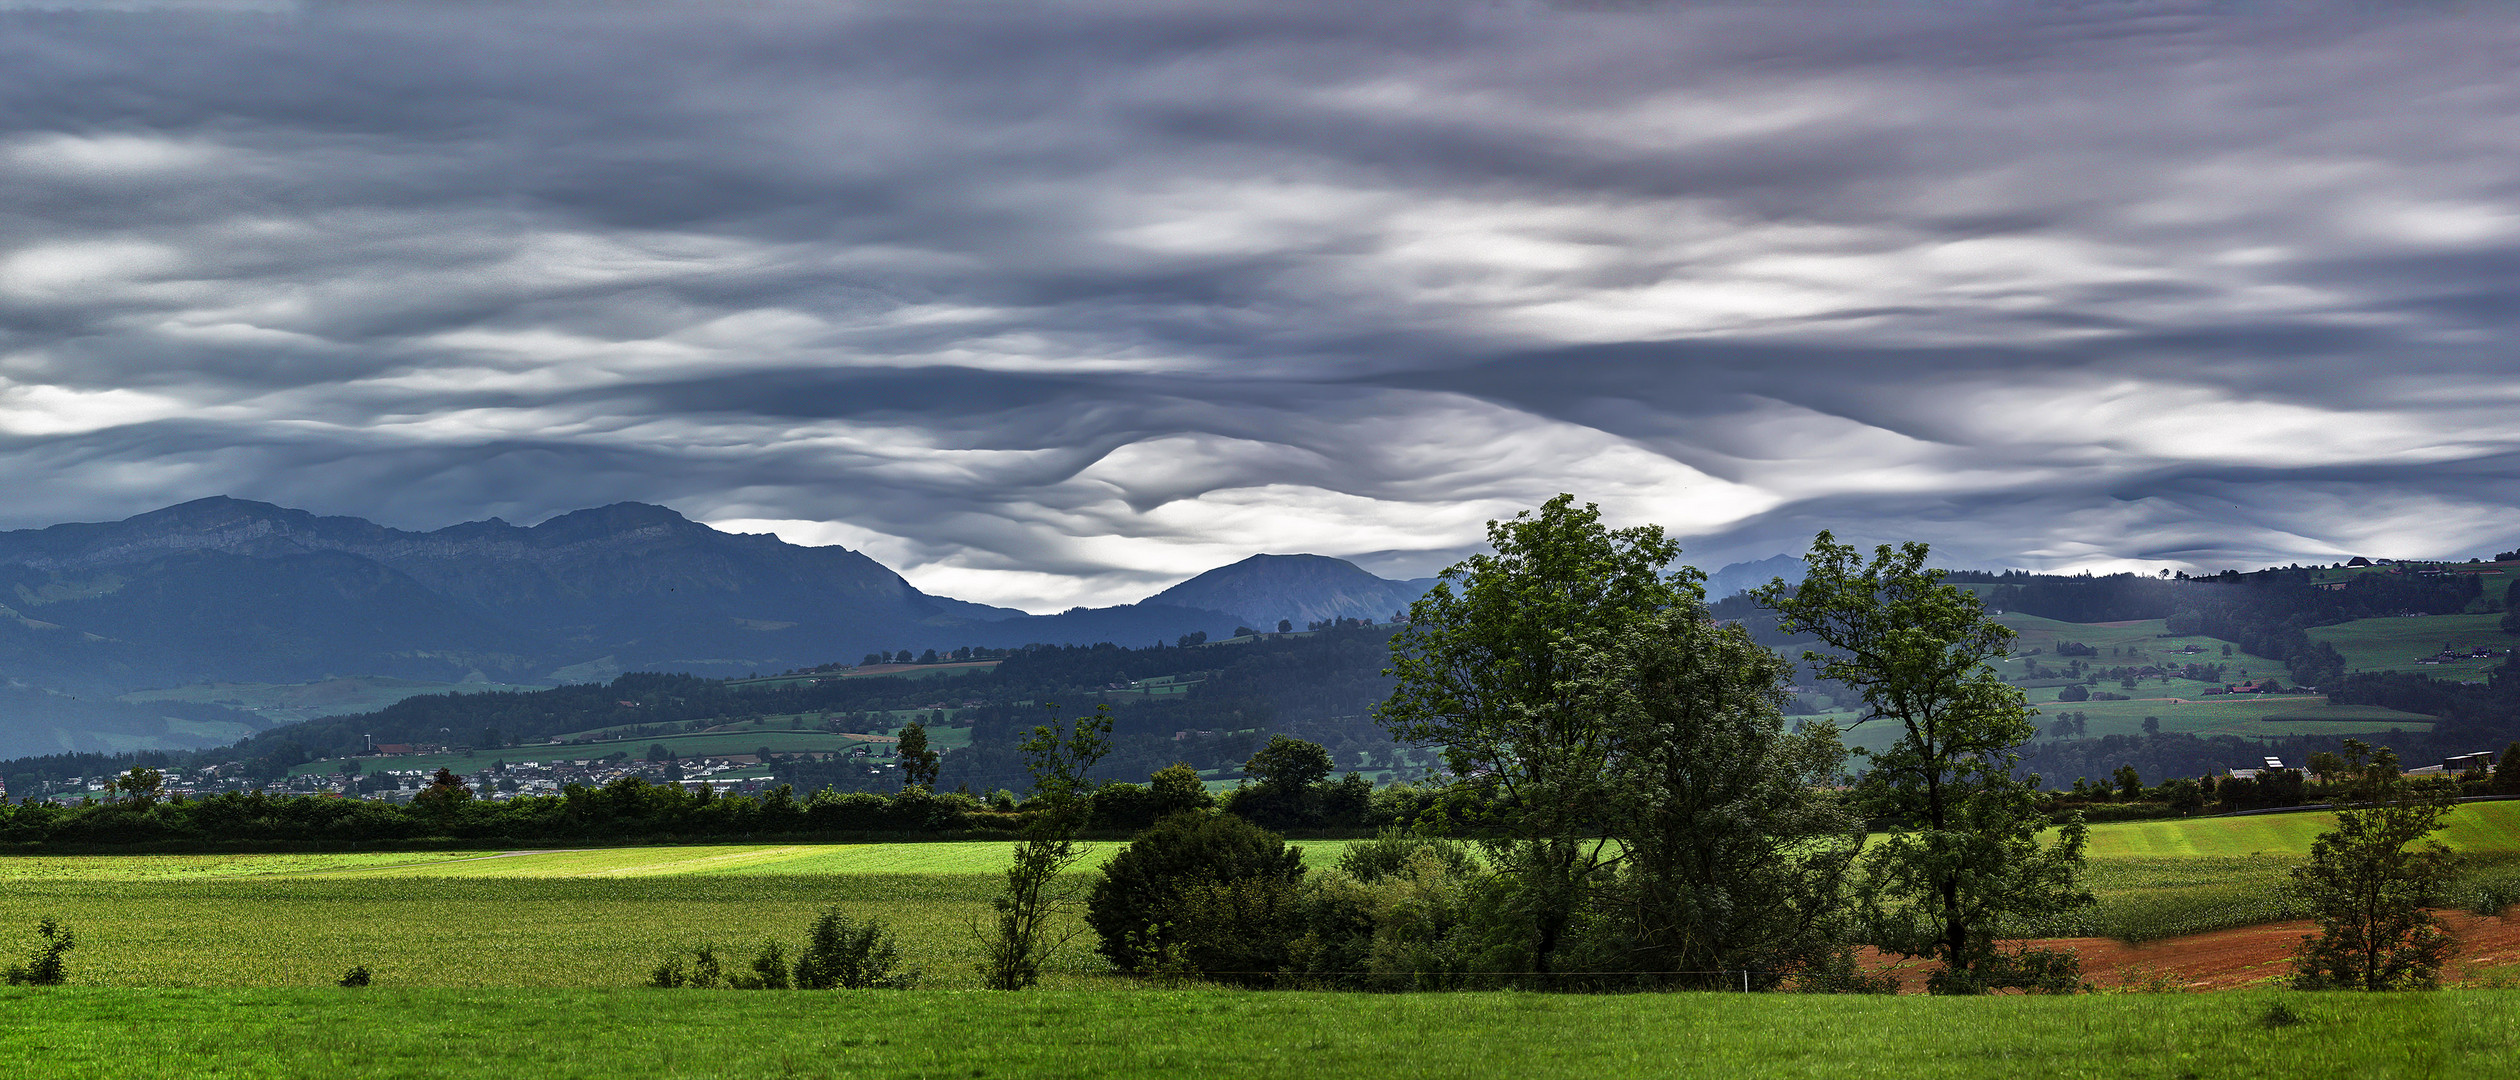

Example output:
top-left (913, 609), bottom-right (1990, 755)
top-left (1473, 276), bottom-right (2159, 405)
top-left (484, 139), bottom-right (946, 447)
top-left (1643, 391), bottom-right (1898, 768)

top-left (1087, 812), bottom-right (1306, 979)
top-left (1089, 783), bottom-right (1159, 831)
top-left (2, 917), bottom-right (73, 986)
top-left (1925, 946), bottom-right (2090, 995)
top-left (1334, 829), bottom-right (1479, 884)
top-left (1295, 841), bottom-right (1500, 990)
top-left (338, 965), bottom-right (372, 988)
top-left (793, 909), bottom-right (916, 989)
top-left (748, 942), bottom-right (792, 990)
top-left (648, 944), bottom-right (726, 988)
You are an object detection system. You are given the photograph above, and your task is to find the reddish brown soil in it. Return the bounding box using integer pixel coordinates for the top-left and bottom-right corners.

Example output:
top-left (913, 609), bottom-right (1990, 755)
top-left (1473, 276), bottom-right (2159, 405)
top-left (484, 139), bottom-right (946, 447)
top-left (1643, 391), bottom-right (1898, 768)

top-left (1858, 908), bottom-right (2520, 992)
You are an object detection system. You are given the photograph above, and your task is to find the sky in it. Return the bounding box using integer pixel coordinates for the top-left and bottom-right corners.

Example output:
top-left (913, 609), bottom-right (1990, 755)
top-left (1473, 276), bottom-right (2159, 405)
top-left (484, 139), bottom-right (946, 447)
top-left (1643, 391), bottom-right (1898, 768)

top-left (2, 0), bottom-right (2517, 612)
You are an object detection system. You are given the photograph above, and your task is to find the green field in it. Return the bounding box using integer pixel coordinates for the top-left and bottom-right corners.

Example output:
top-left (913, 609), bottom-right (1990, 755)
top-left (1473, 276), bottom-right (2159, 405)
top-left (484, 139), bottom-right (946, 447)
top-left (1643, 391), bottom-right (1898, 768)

top-left (2018, 695), bottom-right (2436, 740)
top-left (1792, 612), bottom-right (2451, 750)
top-left (0, 841), bottom-right (1378, 989)
top-left (1987, 614), bottom-right (2276, 666)
top-left (3, 808), bottom-right (2517, 994)
top-left (6, 987), bottom-right (2516, 1079)
top-left (2078, 800), bottom-right (2520, 859)
top-left (1812, 694), bottom-right (2434, 755)
top-left (2308, 613), bottom-right (2517, 682)
top-left (2305, 561), bottom-right (2519, 604)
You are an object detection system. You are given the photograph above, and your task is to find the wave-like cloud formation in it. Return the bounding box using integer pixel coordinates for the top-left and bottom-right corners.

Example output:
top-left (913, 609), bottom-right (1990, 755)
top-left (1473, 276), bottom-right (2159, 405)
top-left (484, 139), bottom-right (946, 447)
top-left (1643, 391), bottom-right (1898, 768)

top-left (2, 2), bottom-right (2516, 611)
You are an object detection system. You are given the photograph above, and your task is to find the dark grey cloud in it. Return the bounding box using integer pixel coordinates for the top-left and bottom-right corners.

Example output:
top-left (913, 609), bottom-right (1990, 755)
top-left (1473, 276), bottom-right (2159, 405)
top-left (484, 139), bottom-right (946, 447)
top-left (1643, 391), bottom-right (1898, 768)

top-left (2, 0), bottom-right (2517, 610)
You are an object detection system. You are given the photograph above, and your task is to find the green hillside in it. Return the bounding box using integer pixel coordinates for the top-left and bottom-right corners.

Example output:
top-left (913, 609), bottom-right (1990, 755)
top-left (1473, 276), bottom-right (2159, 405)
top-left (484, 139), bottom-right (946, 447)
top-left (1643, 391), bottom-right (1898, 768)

top-left (2309, 613), bottom-right (2517, 682)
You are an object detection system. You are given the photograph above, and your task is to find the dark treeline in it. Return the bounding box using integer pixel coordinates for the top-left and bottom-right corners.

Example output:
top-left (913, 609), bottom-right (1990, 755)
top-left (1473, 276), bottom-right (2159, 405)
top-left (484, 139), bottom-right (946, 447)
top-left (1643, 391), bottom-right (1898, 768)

top-left (0, 750), bottom-right (1450, 849)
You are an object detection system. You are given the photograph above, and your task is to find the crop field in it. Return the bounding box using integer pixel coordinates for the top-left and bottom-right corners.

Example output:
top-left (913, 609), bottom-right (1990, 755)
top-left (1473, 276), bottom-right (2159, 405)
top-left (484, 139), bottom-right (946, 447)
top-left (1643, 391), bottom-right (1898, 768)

top-left (1814, 694), bottom-right (2434, 755)
top-left (2307, 613), bottom-right (2516, 682)
top-left (1987, 614), bottom-right (2272, 664)
top-left (2080, 800), bottom-right (2520, 858)
top-left (2019, 695), bottom-right (2435, 739)
top-left (8, 987), bottom-right (2519, 1079)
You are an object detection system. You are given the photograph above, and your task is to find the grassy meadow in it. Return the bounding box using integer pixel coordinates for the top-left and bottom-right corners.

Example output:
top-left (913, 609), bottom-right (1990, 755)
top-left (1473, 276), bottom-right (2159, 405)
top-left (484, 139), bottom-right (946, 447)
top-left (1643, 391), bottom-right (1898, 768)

top-left (3, 813), bottom-right (2519, 1077)
top-left (8, 986), bottom-right (2518, 1079)
top-left (5, 809), bottom-right (2520, 990)
top-left (2308, 613), bottom-right (2516, 682)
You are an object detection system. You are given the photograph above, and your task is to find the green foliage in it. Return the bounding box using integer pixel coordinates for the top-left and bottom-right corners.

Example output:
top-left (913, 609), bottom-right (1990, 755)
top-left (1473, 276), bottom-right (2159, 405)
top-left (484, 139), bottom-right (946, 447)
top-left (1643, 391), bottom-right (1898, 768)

top-left (1568, 604), bottom-right (1865, 990)
top-left (1148, 763), bottom-right (1213, 817)
top-left (2, 916), bottom-right (73, 985)
top-left (1756, 532), bottom-right (2090, 993)
top-left (1086, 812), bottom-right (1307, 981)
top-left (1378, 493), bottom-right (1693, 976)
top-left (1244, 735), bottom-right (1333, 791)
top-left (113, 766), bottom-right (164, 804)
top-left (1295, 839), bottom-right (1504, 991)
top-left (1229, 736), bottom-right (1339, 828)
top-left (648, 944), bottom-right (725, 989)
top-left (794, 909), bottom-right (916, 989)
top-left (338, 965), bottom-right (372, 988)
top-left (981, 703), bottom-right (1112, 990)
top-left (895, 722), bottom-right (940, 790)
top-left (2291, 740), bottom-right (2460, 991)
top-left (1332, 829), bottom-right (1478, 884)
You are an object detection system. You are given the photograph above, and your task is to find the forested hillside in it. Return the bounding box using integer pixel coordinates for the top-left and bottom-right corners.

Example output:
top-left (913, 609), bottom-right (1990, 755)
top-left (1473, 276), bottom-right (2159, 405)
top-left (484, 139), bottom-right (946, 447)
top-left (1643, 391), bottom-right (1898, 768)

top-left (1, 627), bottom-right (1402, 797)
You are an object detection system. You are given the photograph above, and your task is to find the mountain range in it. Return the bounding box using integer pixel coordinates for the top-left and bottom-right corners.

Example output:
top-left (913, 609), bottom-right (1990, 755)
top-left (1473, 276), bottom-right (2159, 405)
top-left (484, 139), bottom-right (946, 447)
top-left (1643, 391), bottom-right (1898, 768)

top-left (0, 496), bottom-right (1792, 759)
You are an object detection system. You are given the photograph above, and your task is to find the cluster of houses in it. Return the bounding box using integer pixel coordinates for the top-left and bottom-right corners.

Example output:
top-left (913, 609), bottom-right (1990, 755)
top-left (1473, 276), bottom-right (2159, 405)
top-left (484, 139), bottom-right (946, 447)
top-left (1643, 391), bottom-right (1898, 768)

top-left (2231, 749), bottom-right (2500, 780)
top-left (2414, 645), bottom-right (2504, 665)
top-left (2201, 678), bottom-right (2298, 695)
top-left (32, 750), bottom-right (884, 804)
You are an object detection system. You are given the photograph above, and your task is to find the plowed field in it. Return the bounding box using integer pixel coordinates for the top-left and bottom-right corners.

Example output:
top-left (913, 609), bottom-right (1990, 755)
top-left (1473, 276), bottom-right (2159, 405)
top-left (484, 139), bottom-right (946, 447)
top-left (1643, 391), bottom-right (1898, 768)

top-left (1863, 906), bottom-right (2520, 991)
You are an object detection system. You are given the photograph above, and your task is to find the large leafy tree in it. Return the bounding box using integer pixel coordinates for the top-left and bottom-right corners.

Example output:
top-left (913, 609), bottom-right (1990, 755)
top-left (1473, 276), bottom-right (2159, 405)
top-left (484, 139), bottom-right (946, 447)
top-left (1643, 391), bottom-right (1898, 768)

top-left (2292, 740), bottom-right (2460, 990)
top-left (1378, 494), bottom-right (1694, 977)
top-left (1574, 606), bottom-right (1863, 989)
top-left (1754, 533), bottom-right (2089, 993)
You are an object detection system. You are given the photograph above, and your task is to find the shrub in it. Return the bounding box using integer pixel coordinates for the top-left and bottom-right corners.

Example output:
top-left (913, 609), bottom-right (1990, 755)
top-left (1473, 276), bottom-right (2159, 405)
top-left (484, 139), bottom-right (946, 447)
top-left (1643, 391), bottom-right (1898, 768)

top-left (648, 944), bottom-right (726, 989)
top-left (338, 965), bottom-right (372, 988)
top-left (1089, 783), bottom-right (1159, 831)
top-left (1087, 811), bottom-right (1306, 979)
top-left (793, 909), bottom-right (916, 989)
top-left (1925, 946), bottom-right (2090, 995)
top-left (1295, 842), bottom-right (1498, 991)
top-left (1334, 829), bottom-right (1478, 884)
top-left (747, 942), bottom-right (791, 990)
top-left (2, 917), bottom-right (73, 986)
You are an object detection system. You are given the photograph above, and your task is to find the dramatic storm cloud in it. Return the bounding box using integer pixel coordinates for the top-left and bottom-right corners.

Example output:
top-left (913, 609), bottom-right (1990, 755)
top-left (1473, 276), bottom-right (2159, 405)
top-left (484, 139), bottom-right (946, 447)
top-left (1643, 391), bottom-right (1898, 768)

top-left (2, 0), bottom-right (2515, 609)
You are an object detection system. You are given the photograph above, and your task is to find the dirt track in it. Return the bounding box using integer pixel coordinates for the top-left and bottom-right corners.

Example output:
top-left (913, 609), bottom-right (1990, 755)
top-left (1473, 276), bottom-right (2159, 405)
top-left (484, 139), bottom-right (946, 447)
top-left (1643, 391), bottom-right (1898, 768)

top-left (1860, 907), bottom-right (2520, 991)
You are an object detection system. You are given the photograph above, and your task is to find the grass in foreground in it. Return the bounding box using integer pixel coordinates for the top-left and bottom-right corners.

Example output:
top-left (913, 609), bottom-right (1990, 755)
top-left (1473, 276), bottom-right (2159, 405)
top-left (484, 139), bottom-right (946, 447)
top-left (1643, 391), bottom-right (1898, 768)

top-left (3, 986), bottom-right (2516, 1079)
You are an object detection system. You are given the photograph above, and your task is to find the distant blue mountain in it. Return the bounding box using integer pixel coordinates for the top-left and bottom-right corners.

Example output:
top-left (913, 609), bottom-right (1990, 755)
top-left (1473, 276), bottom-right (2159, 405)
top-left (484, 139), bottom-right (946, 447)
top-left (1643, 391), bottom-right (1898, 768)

top-left (0, 497), bottom-right (1244, 705)
top-left (1703, 554), bottom-right (1804, 600)
top-left (1144, 554), bottom-right (1435, 630)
